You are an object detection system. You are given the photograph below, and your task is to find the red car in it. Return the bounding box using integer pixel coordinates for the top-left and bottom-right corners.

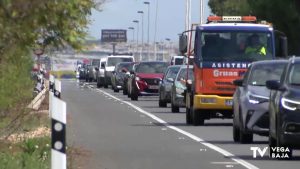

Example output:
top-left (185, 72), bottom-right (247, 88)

top-left (128, 61), bottom-right (169, 100)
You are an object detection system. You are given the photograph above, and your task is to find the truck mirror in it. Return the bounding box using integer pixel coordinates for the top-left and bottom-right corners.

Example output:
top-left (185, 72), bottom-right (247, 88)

top-left (280, 36), bottom-right (288, 58)
top-left (179, 34), bottom-right (187, 54)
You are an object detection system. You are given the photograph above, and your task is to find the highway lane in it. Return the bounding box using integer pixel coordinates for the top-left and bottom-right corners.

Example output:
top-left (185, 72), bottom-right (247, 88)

top-left (63, 79), bottom-right (300, 169)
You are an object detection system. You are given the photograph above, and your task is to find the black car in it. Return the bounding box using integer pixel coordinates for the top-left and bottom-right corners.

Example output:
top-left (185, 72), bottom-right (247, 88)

top-left (111, 62), bottom-right (135, 93)
top-left (267, 57), bottom-right (300, 154)
top-left (232, 60), bottom-right (287, 143)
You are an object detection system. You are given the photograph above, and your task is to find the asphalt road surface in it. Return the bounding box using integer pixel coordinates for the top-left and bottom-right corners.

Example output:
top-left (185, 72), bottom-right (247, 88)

top-left (63, 79), bottom-right (300, 169)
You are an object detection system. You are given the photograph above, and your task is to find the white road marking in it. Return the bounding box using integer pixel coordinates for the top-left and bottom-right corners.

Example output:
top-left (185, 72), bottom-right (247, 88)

top-left (95, 88), bottom-right (259, 169)
top-left (211, 162), bottom-right (239, 165)
top-left (161, 128), bottom-right (167, 131)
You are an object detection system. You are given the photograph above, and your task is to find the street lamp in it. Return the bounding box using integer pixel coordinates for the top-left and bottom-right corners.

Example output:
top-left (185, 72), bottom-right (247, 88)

top-left (144, 1), bottom-right (150, 60)
top-left (165, 38), bottom-right (171, 60)
top-left (137, 11), bottom-right (144, 59)
top-left (128, 27), bottom-right (135, 53)
top-left (133, 20), bottom-right (140, 61)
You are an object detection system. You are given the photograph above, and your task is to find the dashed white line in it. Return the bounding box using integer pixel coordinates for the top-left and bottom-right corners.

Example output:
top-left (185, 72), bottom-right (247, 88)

top-left (95, 88), bottom-right (259, 169)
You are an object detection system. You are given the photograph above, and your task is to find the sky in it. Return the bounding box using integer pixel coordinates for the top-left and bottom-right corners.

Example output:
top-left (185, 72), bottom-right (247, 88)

top-left (87, 0), bottom-right (212, 42)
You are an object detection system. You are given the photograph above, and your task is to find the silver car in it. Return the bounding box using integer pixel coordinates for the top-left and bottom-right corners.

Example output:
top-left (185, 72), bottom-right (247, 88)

top-left (232, 60), bottom-right (287, 143)
top-left (158, 65), bottom-right (181, 107)
top-left (170, 65), bottom-right (194, 113)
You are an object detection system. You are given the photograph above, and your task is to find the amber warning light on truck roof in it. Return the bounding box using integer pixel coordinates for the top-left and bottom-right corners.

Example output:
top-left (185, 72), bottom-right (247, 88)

top-left (207, 16), bottom-right (257, 23)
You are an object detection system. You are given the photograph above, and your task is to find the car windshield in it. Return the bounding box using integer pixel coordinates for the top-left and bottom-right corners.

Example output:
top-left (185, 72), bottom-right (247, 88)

top-left (198, 31), bottom-right (273, 62)
top-left (135, 62), bottom-right (168, 73)
top-left (176, 68), bottom-right (194, 81)
top-left (288, 63), bottom-right (300, 86)
top-left (117, 63), bottom-right (134, 73)
top-left (248, 63), bottom-right (286, 86)
top-left (165, 67), bottom-right (180, 79)
top-left (107, 57), bottom-right (133, 66)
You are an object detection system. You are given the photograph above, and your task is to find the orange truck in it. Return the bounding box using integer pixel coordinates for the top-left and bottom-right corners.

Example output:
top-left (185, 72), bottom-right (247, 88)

top-left (180, 16), bottom-right (288, 125)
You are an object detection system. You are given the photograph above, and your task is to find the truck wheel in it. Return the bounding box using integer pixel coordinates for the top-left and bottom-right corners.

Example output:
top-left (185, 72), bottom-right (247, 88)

top-left (186, 108), bottom-right (192, 124)
top-left (192, 108), bottom-right (204, 126)
top-left (239, 128), bottom-right (253, 143)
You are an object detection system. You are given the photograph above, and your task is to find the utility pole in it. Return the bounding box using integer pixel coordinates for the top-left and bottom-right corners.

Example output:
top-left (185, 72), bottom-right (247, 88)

top-left (144, 1), bottom-right (150, 60)
top-left (138, 11), bottom-right (144, 60)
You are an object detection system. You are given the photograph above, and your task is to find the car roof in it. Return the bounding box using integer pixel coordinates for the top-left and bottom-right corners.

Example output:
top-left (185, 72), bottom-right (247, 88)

top-left (179, 65), bottom-right (194, 69)
top-left (251, 60), bottom-right (288, 67)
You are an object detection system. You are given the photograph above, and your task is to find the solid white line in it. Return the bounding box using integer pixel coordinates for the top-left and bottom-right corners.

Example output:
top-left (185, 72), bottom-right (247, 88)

top-left (211, 162), bottom-right (239, 165)
top-left (95, 88), bottom-right (259, 169)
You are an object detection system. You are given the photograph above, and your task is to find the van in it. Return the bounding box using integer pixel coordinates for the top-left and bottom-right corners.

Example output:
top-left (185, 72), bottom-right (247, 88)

top-left (170, 56), bottom-right (184, 65)
top-left (97, 57), bottom-right (107, 88)
top-left (97, 55), bottom-right (134, 88)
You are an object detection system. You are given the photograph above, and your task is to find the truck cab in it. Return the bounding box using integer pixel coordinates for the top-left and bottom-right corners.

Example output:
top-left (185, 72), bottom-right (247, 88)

top-left (182, 16), bottom-right (288, 126)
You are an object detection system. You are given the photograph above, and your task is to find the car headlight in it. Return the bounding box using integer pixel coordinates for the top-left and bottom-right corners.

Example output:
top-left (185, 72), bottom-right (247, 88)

top-left (247, 92), bottom-right (269, 104)
top-left (135, 76), bottom-right (141, 81)
top-left (281, 97), bottom-right (300, 111)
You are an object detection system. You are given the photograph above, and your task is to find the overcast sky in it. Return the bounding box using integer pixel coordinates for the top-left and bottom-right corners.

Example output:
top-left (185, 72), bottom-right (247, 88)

top-left (87, 0), bottom-right (211, 42)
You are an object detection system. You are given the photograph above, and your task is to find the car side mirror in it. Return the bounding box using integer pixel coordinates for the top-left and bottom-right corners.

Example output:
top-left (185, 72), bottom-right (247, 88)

top-left (167, 78), bottom-right (174, 83)
top-left (95, 67), bottom-right (99, 71)
top-left (266, 80), bottom-right (283, 90)
top-left (112, 70), bottom-right (115, 74)
top-left (130, 70), bottom-right (134, 75)
top-left (233, 79), bottom-right (244, 87)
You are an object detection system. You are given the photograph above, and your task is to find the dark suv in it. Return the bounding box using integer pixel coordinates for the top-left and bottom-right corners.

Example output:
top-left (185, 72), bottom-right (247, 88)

top-left (232, 60), bottom-right (287, 143)
top-left (267, 57), bottom-right (300, 155)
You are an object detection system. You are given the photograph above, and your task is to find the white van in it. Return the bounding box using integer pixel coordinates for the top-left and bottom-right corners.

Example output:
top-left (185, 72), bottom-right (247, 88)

top-left (97, 55), bottom-right (134, 88)
top-left (170, 56), bottom-right (184, 65)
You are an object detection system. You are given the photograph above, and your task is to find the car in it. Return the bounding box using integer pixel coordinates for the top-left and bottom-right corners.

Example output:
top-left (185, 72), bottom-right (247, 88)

top-left (170, 65), bottom-right (194, 113)
top-left (87, 59), bottom-right (100, 82)
top-left (111, 62), bottom-right (135, 92)
top-left (97, 57), bottom-right (107, 88)
top-left (158, 65), bottom-right (181, 107)
top-left (84, 64), bottom-right (91, 82)
top-left (266, 57), bottom-right (300, 154)
top-left (103, 55), bottom-right (134, 88)
top-left (232, 60), bottom-right (287, 143)
top-left (128, 61), bottom-right (169, 100)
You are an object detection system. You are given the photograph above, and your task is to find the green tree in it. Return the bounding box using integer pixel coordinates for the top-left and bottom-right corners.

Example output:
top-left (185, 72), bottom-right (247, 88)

top-left (208, 0), bottom-right (300, 55)
top-left (0, 0), bottom-right (103, 112)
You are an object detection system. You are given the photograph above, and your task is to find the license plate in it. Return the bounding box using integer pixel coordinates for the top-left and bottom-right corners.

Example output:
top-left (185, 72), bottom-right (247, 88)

top-left (148, 85), bottom-right (159, 89)
top-left (225, 99), bottom-right (233, 106)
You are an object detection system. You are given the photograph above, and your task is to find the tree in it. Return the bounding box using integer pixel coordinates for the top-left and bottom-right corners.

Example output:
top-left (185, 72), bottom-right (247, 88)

top-left (0, 0), bottom-right (103, 111)
top-left (208, 0), bottom-right (300, 55)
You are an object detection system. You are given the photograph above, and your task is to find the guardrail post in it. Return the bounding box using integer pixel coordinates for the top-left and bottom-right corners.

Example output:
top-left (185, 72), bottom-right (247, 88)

top-left (54, 79), bottom-right (61, 98)
top-left (51, 96), bottom-right (67, 169)
top-left (50, 74), bottom-right (55, 92)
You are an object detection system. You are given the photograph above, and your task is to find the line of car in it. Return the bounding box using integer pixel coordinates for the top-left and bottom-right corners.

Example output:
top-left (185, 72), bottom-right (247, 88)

top-left (79, 56), bottom-right (300, 157)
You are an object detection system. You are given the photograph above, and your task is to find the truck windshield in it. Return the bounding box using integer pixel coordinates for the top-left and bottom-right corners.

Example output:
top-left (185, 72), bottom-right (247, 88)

top-left (107, 57), bottom-right (133, 66)
top-left (199, 31), bottom-right (273, 62)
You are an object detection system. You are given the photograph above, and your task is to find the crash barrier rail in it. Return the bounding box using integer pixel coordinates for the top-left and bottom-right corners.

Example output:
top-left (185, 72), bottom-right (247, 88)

top-left (49, 74), bottom-right (67, 169)
top-left (27, 75), bottom-right (48, 110)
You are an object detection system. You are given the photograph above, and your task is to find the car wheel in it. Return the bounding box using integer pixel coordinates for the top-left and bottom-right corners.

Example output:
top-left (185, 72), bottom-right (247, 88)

top-left (114, 88), bottom-right (119, 93)
top-left (131, 92), bottom-right (138, 101)
top-left (159, 93), bottom-right (167, 107)
top-left (97, 82), bottom-right (101, 88)
top-left (192, 108), bottom-right (204, 126)
top-left (233, 124), bottom-right (240, 142)
top-left (186, 108), bottom-right (192, 124)
top-left (171, 101), bottom-right (179, 113)
top-left (123, 87), bottom-right (128, 95)
top-left (239, 127), bottom-right (253, 143)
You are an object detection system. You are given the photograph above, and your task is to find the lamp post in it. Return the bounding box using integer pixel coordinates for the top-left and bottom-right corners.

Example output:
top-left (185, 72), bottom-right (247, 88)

top-left (165, 38), bottom-right (171, 61)
top-left (133, 20), bottom-right (139, 59)
top-left (144, 1), bottom-right (150, 60)
top-left (154, 0), bottom-right (159, 61)
top-left (137, 11), bottom-right (144, 60)
top-left (128, 27), bottom-right (135, 53)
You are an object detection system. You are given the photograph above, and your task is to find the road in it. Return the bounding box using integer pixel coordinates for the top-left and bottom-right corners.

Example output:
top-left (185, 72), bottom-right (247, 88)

top-left (63, 79), bottom-right (300, 169)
